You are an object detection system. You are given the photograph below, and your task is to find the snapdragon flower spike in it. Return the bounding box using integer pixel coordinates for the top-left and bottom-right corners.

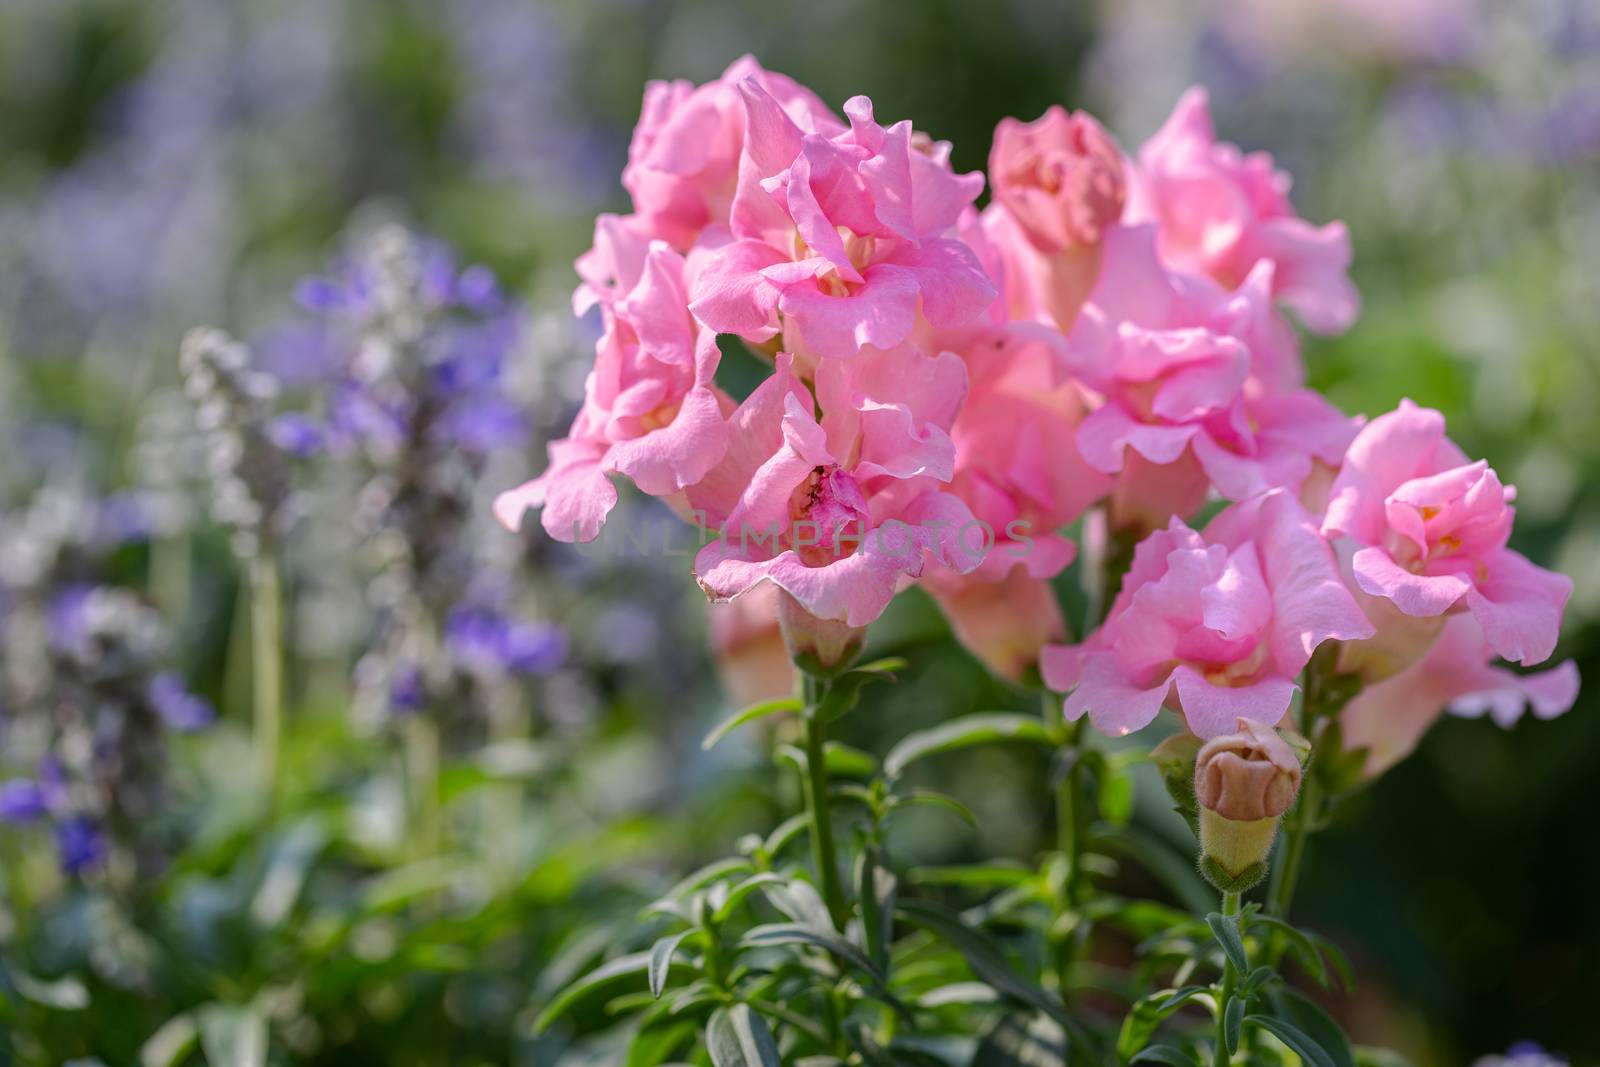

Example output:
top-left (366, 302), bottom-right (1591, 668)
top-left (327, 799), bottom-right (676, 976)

top-left (1322, 400), bottom-right (1573, 668)
top-left (1128, 86), bottom-right (1360, 335)
top-left (496, 237), bottom-right (729, 540)
top-left (1341, 615), bottom-right (1579, 776)
top-left (1043, 490), bottom-right (1373, 738)
top-left (689, 87), bottom-right (994, 362)
top-left (690, 352), bottom-right (982, 628)
top-left (1068, 224), bottom-right (1358, 531)
top-left (622, 55), bottom-right (841, 251)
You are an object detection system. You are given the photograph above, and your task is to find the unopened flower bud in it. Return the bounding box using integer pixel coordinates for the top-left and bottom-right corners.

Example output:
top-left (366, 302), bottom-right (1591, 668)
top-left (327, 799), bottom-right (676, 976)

top-left (1195, 719), bottom-right (1302, 822)
top-left (776, 589), bottom-right (864, 677)
top-left (1194, 719), bottom-right (1303, 890)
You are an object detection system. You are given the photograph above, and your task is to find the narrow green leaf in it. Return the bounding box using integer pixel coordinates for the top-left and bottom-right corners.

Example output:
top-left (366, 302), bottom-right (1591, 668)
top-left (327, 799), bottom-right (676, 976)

top-left (714, 873), bottom-right (786, 924)
top-left (649, 931), bottom-right (694, 999)
top-left (1237, 965), bottom-right (1278, 1002)
top-left (703, 698), bottom-right (803, 750)
top-left (140, 1014), bottom-right (199, 1067)
top-left (763, 814), bottom-right (810, 859)
top-left (1224, 997), bottom-right (1244, 1053)
top-left (856, 848), bottom-right (896, 974)
top-left (1116, 987), bottom-right (1209, 1060)
top-left (1247, 1015), bottom-right (1339, 1067)
top-left (1130, 1046), bottom-right (1200, 1067)
top-left (908, 863), bottom-right (1036, 890)
top-left (707, 1004), bottom-right (782, 1067)
top-left (884, 714), bottom-right (1055, 778)
top-left (890, 789), bottom-right (978, 828)
top-left (1205, 912), bottom-right (1248, 975)
top-left (533, 951), bottom-right (656, 1033)
top-left (738, 923), bottom-right (884, 986)
top-left (758, 878), bottom-right (833, 930)
top-left (1272, 988), bottom-right (1357, 1067)
top-left (1249, 914), bottom-right (1328, 987)
top-left (894, 899), bottom-right (1067, 1029)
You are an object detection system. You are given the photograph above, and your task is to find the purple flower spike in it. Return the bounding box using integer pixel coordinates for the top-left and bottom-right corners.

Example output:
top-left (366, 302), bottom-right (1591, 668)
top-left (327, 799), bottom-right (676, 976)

top-left (148, 673), bottom-right (217, 732)
top-left (501, 622), bottom-right (567, 675)
top-left (295, 275), bottom-right (346, 313)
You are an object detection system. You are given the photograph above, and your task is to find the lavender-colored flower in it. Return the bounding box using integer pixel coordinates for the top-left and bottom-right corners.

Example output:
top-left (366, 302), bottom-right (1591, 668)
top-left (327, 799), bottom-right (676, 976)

top-left (1473, 1043), bottom-right (1571, 1067)
top-left (389, 663), bottom-right (426, 715)
top-left (54, 817), bottom-right (106, 876)
top-left (0, 780), bottom-right (47, 824)
top-left (267, 413), bottom-right (327, 458)
top-left (147, 673), bottom-right (216, 732)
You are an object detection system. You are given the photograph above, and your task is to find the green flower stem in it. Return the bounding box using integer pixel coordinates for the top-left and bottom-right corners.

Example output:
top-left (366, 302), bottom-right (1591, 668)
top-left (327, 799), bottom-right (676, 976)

top-left (801, 672), bottom-right (848, 930)
top-left (1267, 771), bottom-right (1319, 919)
top-left (1045, 691), bottom-right (1090, 1003)
top-left (249, 552), bottom-right (284, 802)
top-left (1213, 889), bottom-right (1243, 1067)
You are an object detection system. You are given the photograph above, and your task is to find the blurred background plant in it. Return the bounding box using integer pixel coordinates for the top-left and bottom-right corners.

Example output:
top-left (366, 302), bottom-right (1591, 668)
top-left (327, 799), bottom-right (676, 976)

top-left (0, 0), bottom-right (1595, 1063)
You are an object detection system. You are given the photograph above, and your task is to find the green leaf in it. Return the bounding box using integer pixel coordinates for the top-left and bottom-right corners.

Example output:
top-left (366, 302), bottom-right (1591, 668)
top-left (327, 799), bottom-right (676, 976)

top-left (649, 931), bottom-right (694, 999)
top-left (1224, 997), bottom-right (1244, 1053)
top-left (915, 982), bottom-right (1002, 1008)
top-left (884, 713), bottom-right (1055, 778)
top-left (627, 1018), bottom-right (699, 1067)
top-left (1237, 965), bottom-right (1278, 1002)
top-left (763, 814), bottom-right (811, 859)
top-left (714, 874), bottom-right (786, 924)
top-left (533, 952), bottom-right (667, 1033)
top-left (815, 660), bottom-right (906, 723)
top-left (707, 1004), bottom-right (782, 1067)
top-left (973, 1013), bottom-right (1068, 1067)
top-left (11, 971), bottom-right (89, 1010)
top-left (738, 923), bottom-right (884, 987)
top-left (703, 698), bottom-right (804, 750)
top-left (1116, 987), bottom-right (1208, 1060)
top-left (856, 848), bottom-right (896, 974)
top-left (1271, 988), bottom-right (1357, 1067)
top-left (1248, 915), bottom-right (1329, 987)
top-left (908, 863), bottom-right (1036, 890)
top-left (894, 899), bottom-right (1067, 1029)
top-left (776, 741), bottom-right (879, 779)
top-left (1205, 912), bottom-right (1248, 975)
top-left (890, 789), bottom-right (978, 828)
top-left (1247, 1015), bottom-right (1339, 1067)
top-left (758, 878), bottom-right (834, 930)
top-left (140, 1014), bottom-right (199, 1067)
top-left (196, 1004), bottom-right (266, 1067)
top-left (1099, 770), bottom-right (1134, 827)
top-left (1130, 1047), bottom-right (1200, 1067)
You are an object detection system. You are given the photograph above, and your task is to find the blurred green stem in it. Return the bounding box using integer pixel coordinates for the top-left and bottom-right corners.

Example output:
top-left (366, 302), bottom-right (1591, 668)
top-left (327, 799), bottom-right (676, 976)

top-left (1046, 692), bottom-right (1090, 1004)
top-left (1267, 772), bottom-right (1319, 919)
top-left (1213, 889), bottom-right (1243, 1067)
top-left (404, 713), bottom-right (441, 860)
top-left (250, 552), bottom-right (283, 802)
top-left (800, 672), bottom-right (848, 930)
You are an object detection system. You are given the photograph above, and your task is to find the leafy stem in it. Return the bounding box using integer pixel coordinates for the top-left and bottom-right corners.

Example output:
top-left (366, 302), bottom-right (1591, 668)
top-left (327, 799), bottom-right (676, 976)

top-left (1212, 889), bottom-right (1243, 1067)
top-left (801, 671), bottom-right (849, 930)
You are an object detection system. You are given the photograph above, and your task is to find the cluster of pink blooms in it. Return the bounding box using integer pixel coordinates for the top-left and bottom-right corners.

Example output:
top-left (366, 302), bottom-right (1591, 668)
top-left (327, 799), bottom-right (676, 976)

top-left (496, 58), bottom-right (1577, 770)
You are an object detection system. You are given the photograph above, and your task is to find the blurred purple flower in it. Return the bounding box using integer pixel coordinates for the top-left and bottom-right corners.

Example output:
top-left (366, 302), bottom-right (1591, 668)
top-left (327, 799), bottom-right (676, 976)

top-left (446, 606), bottom-right (565, 675)
top-left (455, 265), bottom-right (502, 313)
top-left (98, 491), bottom-right (156, 544)
top-left (147, 673), bottom-right (216, 732)
top-left (268, 413), bottom-right (327, 457)
top-left (46, 585), bottom-right (95, 652)
top-left (390, 663), bottom-right (426, 714)
top-left (444, 396), bottom-right (527, 453)
top-left (55, 817), bottom-right (106, 876)
top-left (0, 780), bottom-right (47, 824)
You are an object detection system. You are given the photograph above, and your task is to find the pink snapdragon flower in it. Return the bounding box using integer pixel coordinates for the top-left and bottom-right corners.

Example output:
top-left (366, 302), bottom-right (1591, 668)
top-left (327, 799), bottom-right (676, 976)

top-left (690, 351), bottom-right (982, 627)
top-left (1069, 224), bottom-right (1358, 532)
top-left (983, 107), bottom-right (1127, 331)
top-left (1321, 400), bottom-right (1573, 669)
top-left (622, 55), bottom-right (841, 250)
top-left (1340, 615), bottom-right (1579, 776)
top-left (1042, 491), bottom-right (1374, 738)
top-left (990, 107), bottom-right (1126, 255)
top-left (920, 318), bottom-right (1109, 678)
top-left (495, 238), bottom-right (728, 540)
top-left (1128, 87), bottom-right (1359, 335)
top-left (688, 85), bottom-right (994, 362)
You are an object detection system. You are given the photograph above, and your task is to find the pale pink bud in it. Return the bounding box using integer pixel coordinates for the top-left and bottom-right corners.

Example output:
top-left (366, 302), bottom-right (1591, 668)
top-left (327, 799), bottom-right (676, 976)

top-left (776, 589), bottom-right (865, 676)
top-left (989, 107), bottom-right (1126, 253)
top-left (1194, 718), bottom-right (1302, 822)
